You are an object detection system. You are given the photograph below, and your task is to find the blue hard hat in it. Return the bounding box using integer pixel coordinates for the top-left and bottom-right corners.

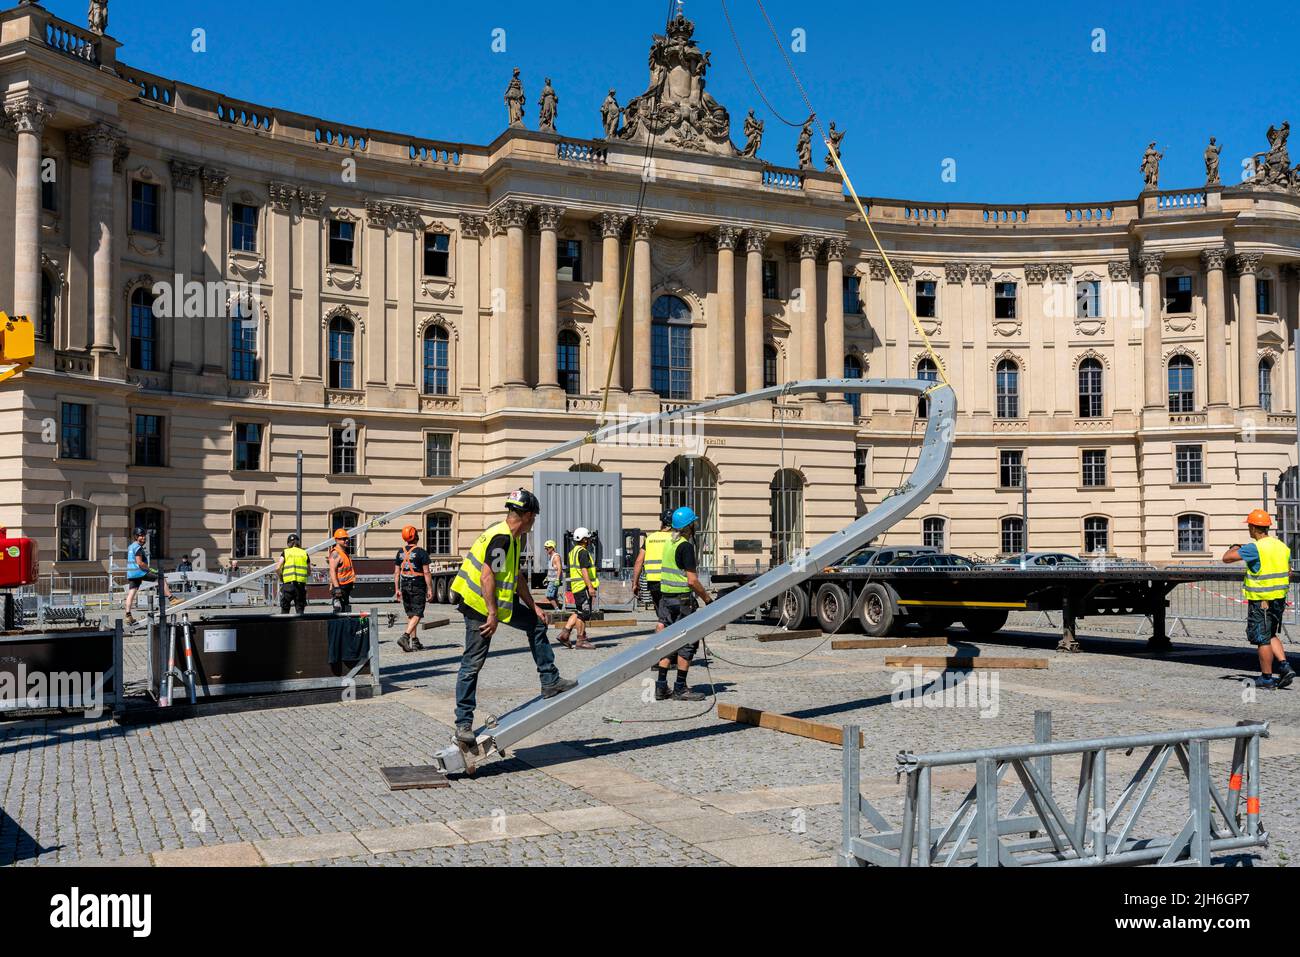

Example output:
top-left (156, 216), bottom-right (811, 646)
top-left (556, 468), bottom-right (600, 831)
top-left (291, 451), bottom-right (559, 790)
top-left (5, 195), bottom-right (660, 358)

top-left (671, 506), bottom-right (698, 531)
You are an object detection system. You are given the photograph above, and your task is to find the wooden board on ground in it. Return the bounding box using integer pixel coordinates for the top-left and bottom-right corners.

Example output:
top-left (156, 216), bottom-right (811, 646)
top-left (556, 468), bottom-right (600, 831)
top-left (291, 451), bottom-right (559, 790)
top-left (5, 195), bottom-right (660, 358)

top-left (884, 656), bottom-right (1049, 670)
top-left (380, 766), bottom-right (450, 790)
top-left (755, 628), bottom-right (822, 642)
top-left (832, 637), bottom-right (949, 650)
top-left (584, 618), bottom-right (640, 629)
top-left (717, 703), bottom-right (863, 747)
top-left (420, 617), bottom-right (451, 631)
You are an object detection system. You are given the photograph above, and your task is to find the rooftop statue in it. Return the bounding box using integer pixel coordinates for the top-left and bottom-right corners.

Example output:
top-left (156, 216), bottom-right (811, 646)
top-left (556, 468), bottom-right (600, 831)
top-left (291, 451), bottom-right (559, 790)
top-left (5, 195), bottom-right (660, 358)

top-left (1247, 121), bottom-right (1297, 191)
top-left (1204, 136), bottom-right (1221, 186)
top-left (600, 89), bottom-right (622, 139)
top-left (538, 77), bottom-right (558, 132)
top-left (88, 0), bottom-right (107, 35)
top-left (795, 115), bottom-right (813, 170)
top-left (824, 121), bottom-right (845, 171)
top-left (505, 68), bottom-right (526, 128)
top-left (1140, 141), bottom-right (1162, 191)
top-left (740, 109), bottom-right (763, 159)
top-left (611, 12), bottom-right (738, 156)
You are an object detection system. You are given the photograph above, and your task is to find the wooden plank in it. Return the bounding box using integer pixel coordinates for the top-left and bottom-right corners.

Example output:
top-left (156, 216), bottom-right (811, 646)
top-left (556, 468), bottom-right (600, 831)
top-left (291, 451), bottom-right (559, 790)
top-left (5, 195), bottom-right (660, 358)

top-left (755, 628), bottom-right (822, 642)
top-left (717, 703), bottom-right (864, 747)
top-left (420, 617), bottom-right (451, 631)
top-left (884, 656), bottom-right (1049, 670)
top-left (832, 637), bottom-right (949, 650)
top-left (582, 618), bottom-right (640, 629)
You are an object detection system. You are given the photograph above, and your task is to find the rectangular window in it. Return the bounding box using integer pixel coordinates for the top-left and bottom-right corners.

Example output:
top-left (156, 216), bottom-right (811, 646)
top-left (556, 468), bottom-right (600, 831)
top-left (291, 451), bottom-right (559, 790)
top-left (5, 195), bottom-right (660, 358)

top-left (134, 414), bottom-right (165, 467)
top-left (131, 180), bottom-right (160, 234)
top-left (1084, 518), bottom-right (1109, 554)
top-left (230, 203), bottom-right (259, 252)
top-left (999, 450), bottom-right (1024, 489)
top-left (994, 282), bottom-right (1017, 319)
top-left (842, 275), bottom-right (861, 314)
top-left (329, 219), bottom-right (355, 267)
top-left (60, 403), bottom-right (89, 460)
top-left (234, 422), bottom-right (262, 472)
top-left (916, 281), bottom-right (937, 319)
top-left (854, 447), bottom-right (870, 488)
top-left (1001, 519), bottom-right (1025, 555)
top-left (762, 261), bottom-right (779, 300)
top-left (1076, 280), bottom-right (1102, 318)
top-left (556, 239), bottom-right (582, 282)
top-left (423, 232), bottom-right (450, 278)
top-left (1177, 516), bottom-right (1206, 553)
top-left (425, 432), bottom-right (453, 478)
top-left (1258, 279), bottom-right (1274, 315)
top-left (1164, 275), bottom-right (1193, 314)
top-left (331, 427), bottom-right (357, 475)
top-left (1081, 449), bottom-right (1107, 487)
top-left (41, 157), bottom-right (57, 212)
top-left (1174, 444), bottom-right (1203, 485)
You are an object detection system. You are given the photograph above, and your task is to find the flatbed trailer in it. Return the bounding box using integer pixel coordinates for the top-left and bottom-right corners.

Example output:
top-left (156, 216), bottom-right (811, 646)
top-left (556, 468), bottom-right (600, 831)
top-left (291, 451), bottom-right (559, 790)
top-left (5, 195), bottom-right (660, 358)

top-left (711, 565), bottom-right (1286, 651)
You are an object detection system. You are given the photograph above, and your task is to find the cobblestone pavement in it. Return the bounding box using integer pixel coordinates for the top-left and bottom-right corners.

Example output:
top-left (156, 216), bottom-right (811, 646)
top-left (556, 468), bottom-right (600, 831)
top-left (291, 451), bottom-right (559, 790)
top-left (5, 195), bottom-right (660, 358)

top-left (3, 603), bottom-right (1297, 866)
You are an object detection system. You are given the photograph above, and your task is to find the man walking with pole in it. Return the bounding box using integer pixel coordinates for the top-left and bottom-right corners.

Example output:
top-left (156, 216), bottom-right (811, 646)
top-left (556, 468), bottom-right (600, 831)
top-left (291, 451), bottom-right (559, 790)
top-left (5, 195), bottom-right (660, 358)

top-left (449, 489), bottom-right (576, 745)
top-left (1224, 508), bottom-right (1297, 689)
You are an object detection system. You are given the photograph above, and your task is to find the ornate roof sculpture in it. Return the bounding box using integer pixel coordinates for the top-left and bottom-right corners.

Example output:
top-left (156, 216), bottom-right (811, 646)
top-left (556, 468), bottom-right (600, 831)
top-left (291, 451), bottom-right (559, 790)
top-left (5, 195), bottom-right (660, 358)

top-left (1244, 120), bottom-right (1299, 194)
top-left (607, 12), bottom-right (739, 157)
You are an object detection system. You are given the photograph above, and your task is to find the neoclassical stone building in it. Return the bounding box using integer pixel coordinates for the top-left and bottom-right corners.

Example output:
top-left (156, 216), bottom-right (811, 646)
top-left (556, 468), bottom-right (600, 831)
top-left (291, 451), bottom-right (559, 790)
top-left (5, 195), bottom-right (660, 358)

top-left (2, 3), bottom-right (1299, 575)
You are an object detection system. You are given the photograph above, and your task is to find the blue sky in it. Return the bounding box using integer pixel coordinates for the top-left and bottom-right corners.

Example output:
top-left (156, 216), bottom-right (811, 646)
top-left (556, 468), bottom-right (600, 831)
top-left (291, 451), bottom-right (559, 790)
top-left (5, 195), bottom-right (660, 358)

top-left (71, 0), bottom-right (1298, 203)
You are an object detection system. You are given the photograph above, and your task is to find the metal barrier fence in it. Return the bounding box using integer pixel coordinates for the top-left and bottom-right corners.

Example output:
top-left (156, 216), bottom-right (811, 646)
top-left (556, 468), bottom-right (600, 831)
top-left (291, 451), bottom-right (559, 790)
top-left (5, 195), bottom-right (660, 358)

top-left (15, 569), bottom-right (279, 610)
top-left (841, 711), bottom-right (1269, 867)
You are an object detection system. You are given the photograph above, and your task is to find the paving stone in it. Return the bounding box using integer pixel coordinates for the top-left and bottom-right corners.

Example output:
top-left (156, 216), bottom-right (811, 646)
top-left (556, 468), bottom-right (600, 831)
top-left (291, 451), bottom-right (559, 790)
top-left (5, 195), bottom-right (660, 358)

top-left (535, 806), bottom-right (639, 833)
top-left (654, 810), bottom-right (769, 844)
top-left (446, 813), bottom-right (555, 843)
top-left (254, 832), bottom-right (370, 864)
top-left (151, 842), bottom-right (263, 867)
top-left (696, 834), bottom-right (825, 866)
top-left (354, 822), bottom-right (464, 854)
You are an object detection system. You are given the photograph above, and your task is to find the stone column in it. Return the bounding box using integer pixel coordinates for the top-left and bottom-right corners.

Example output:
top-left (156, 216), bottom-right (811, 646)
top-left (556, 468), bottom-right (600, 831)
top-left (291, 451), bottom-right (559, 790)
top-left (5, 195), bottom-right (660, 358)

top-left (824, 239), bottom-right (850, 403)
top-left (85, 125), bottom-right (122, 356)
top-left (201, 168), bottom-right (230, 375)
top-left (1201, 248), bottom-right (1229, 408)
top-left (499, 200), bottom-right (532, 387)
top-left (598, 212), bottom-right (628, 393)
top-left (298, 189), bottom-right (325, 380)
top-left (6, 96), bottom-right (52, 326)
top-left (364, 201), bottom-right (389, 387)
top-left (535, 204), bottom-right (565, 393)
top-left (630, 215), bottom-right (658, 396)
top-left (712, 225), bottom-right (742, 397)
top-left (1236, 253), bottom-right (1263, 409)
top-left (743, 229), bottom-right (769, 393)
top-left (458, 214), bottom-right (485, 393)
top-left (1139, 251), bottom-right (1164, 409)
top-left (793, 235), bottom-right (822, 399)
top-left (171, 160), bottom-right (203, 374)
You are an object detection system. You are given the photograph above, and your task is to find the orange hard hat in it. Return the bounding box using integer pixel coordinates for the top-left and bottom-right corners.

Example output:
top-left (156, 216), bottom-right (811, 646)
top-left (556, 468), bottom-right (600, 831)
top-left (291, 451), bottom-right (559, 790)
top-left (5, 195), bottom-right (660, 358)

top-left (1246, 508), bottom-right (1272, 527)
top-left (401, 525), bottom-right (418, 543)
top-left (333, 529), bottom-right (349, 541)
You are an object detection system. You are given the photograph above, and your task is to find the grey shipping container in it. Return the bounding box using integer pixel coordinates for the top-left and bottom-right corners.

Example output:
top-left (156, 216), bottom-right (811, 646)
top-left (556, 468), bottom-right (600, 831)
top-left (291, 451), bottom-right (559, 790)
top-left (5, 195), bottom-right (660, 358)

top-left (532, 470), bottom-right (623, 572)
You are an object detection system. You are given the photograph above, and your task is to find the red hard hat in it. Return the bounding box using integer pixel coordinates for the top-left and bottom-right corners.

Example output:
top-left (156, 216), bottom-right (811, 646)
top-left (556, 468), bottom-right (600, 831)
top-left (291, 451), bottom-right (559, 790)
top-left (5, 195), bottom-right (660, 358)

top-left (401, 525), bottom-right (418, 543)
top-left (1246, 509), bottom-right (1272, 527)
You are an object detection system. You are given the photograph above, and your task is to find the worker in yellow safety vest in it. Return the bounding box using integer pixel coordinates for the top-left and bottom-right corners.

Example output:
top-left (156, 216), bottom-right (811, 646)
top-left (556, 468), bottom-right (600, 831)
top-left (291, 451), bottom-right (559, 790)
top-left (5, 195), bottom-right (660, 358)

top-left (653, 506), bottom-right (714, 702)
top-left (556, 528), bottom-right (600, 649)
top-left (631, 509), bottom-right (675, 631)
top-left (448, 488), bottom-right (576, 745)
top-left (1224, 509), bottom-right (1296, 689)
top-left (274, 534), bottom-right (312, 615)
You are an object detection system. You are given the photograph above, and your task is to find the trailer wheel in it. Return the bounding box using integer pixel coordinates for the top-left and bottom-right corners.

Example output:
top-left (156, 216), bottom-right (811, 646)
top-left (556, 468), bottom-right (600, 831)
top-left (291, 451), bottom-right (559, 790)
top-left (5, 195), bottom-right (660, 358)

top-left (778, 587), bottom-right (810, 630)
top-left (435, 576), bottom-right (449, 604)
top-left (961, 609), bottom-right (1009, 636)
top-left (815, 583), bottom-right (852, 633)
top-left (856, 583), bottom-right (896, 637)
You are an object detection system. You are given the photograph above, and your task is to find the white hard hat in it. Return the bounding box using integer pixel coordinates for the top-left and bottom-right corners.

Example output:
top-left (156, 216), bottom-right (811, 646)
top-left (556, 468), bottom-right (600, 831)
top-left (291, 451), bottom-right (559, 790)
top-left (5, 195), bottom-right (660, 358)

top-left (573, 527), bottom-right (591, 541)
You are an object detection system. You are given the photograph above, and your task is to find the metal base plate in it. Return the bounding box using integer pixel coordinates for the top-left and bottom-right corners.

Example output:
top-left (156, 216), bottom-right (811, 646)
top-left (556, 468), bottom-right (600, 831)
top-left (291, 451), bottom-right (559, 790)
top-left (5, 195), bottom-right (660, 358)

top-left (380, 765), bottom-right (451, 790)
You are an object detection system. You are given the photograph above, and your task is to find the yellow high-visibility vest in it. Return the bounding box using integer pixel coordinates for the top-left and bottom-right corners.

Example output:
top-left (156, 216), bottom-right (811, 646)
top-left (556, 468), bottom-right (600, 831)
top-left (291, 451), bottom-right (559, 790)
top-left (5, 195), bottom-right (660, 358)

top-left (568, 544), bottom-right (599, 593)
top-left (1243, 536), bottom-right (1291, 601)
top-left (281, 547), bottom-right (309, 584)
top-left (644, 530), bottom-right (672, 584)
top-left (450, 521), bottom-right (519, 622)
top-left (660, 535), bottom-right (691, 595)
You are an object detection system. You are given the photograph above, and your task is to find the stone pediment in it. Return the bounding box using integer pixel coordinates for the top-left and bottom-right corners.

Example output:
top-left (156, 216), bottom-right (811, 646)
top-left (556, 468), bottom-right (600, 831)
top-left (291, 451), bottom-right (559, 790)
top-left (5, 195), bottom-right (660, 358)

top-left (766, 314), bottom-right (792, 336)
top-left (558, 295), bottom-right (597, 318)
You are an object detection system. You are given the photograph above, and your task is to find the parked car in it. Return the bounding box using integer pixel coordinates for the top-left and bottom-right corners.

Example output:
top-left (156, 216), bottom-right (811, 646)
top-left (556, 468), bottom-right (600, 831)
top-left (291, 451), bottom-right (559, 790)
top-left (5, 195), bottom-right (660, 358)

top-left (892, 553), bottom-right (976, 569)
top-left (993, 552), bottom-right (1085, 569)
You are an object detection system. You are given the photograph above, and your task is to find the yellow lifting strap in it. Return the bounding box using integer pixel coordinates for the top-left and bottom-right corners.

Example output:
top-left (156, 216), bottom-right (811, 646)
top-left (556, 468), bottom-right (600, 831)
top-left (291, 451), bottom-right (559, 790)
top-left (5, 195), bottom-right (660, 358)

top-left (0, 313), bottom-right (35, 385)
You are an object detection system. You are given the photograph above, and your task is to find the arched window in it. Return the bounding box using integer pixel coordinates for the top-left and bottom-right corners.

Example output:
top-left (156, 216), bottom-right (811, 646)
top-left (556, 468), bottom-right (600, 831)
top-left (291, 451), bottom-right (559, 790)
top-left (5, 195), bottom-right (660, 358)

top-left (423, 325), bottom-right (450, 396)
top-left (1078, 357), bottom-right (1104, 418)
top-left (233, 510), bottom-right (263, 559)
top-left (129, 287), bottom-right (158, 371)
top-left (662, 456), bottom-right (717, 571)
top-left (1000, 516), bottom-right (1025, 556)
top-left (917, 358), bottom-right (938, 418)
top-left (770, 469), bottom-right (805, 565)
top-left (58, 504), bottom-right (89, 562)
top-left (651, 295), bottom-right (692, 400)
top-left (229, 299), bottom-right (258, 382)
top-left (763, 344), bottom-right (778, 389)
top-left (1167, 355), bottom-right (1195, 412)
top-left (425, 511), bottom-right (453, 556)
top-left (569, 463), bottom-right (603, 472)
top-left (1259, 358), bottom-right (1274, 413)
top-left (844, 354), bottom-right (864, 418)
top-left (996, 359), bottom-right (1020, 419)
top-left (39, 271), bottom-right (54, 343)
top-left (922, 516), bottom-right (946, 550)
top-left (133, 507), bottom-right (165, 559)
top-left (1083, 516), bottom-right (1109, 555)
top-left (557, 329), bottom-right (581, 395)
top-left (330, 509), bottom-right (360, 535)
top-left (1176, 514), bottom-right (1205, 553)
top-left (329, 316), bottom-right (356, 390)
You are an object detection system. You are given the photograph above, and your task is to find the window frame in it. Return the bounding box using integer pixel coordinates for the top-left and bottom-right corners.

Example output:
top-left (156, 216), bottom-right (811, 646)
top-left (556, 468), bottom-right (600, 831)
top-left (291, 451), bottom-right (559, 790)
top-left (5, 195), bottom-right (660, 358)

top-left (59, 400), bottom-right (91, 461)
top-left (922, 516), bottom-right (946, 550)
top-left (422, 324), bottom-right (451, 396)
top-left (1167, 355), bottom-right (1195, 413)
top-left (129, 287), bottom-right (159, 372)
top-left (1076, 280), bottom-right (1103, 319)
top-left (330, 424), bottom-right (360, 477)
top-left (761, 260), bottom-right (780, 300)
top-left (1174, 443), bottom-right (1204, 486)
top-left (556, 238), bottom-right (583, 283)
top-left (232, 508), bottom-right (265, 560)
top-left (915, 280), bottom-right (937, 319)
top-left (1259, 357), bottom-right (1274, 413)
top-left (233, 420), bottom-right (266, 473)
top-left (995, 359), bottom-right (1020, 419)
top-left (854, 446), bottom-right (871, 489)
top-left (557, 329), bottom-right (582, 395)
top-left (1078, 357), bottom-right (1104, 418)
top-left (1164, 274), bottom-right (1193, 314)
top-left (132, 412), bottom-right (166, 469)
top-left (1176, 513), bottom-right (1207, 554)
top-left (1081, 448), bottom-right (1108, 488)
top-left (425, 511), bottom-right (454, 557)
top-left (1000, 516), bottom-right (1025, 556)
top-left (328, 218), bottom-right (356, 267)
top-left (57, 502), bottom-right (91, 563)
top-left (994, 281), bottom-right (1017, 320)
top-left (130, 179), bottom-right (161, 236)
top-left (651, 295), bottom-right (694, 401)
top-left (998, 449), bottom-right (1025, 490)
top-left (328, 315), bottom-right (357, 391)
top-left (423, 231), bottom-right (451, 279)
top-left (229, 201), bottom-right (260, 254)
top-left (1083, 516), bottom-right (1110, 555)
top-left (423, 429), bottom-right (456, 479)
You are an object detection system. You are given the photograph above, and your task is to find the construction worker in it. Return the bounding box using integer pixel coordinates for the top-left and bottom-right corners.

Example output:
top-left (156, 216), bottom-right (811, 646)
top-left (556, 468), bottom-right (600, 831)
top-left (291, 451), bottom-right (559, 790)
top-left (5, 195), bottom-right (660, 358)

top-left (556, 527), bottom-right (599, 649)
top-left (123, 527), bottom-right (179, 627)
top-left (1224, 509), bottom-right (1296, 689)
top-left (393, 525), bottom-right (432, 653)
top-left (541, 539), bottom-right (563, 609)
top-left (274, 534), bottom-right (311, 615)
top-left (630, 509), bottom-right (675, 630)
top-left (329, 529), bottom-right (356, 613)
top-left (654, 506), bottom-right (713, 701)
top-left (449, 488), bottom-right (576, 744)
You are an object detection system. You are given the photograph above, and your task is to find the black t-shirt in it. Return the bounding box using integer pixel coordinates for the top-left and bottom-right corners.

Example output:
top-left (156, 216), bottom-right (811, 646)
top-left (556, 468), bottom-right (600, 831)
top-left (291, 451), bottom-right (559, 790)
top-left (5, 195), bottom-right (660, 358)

top-left (395, 546), bottom-right (430, 576)
top-left (675, 539), bottom-right (697, 574)
top-left (484, 535), bottom-right (513, 574)
top-left (574, 547), bottom-right (593, 570)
